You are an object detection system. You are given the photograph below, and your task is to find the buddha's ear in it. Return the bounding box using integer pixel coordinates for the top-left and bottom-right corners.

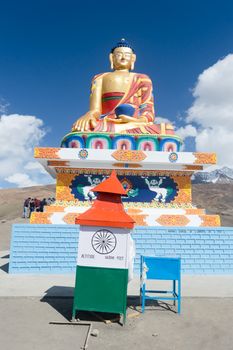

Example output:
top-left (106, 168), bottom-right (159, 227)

top-left (131, 54), bottom-right (136, 71)
top-left (109, 53), bottom-right (114, 70)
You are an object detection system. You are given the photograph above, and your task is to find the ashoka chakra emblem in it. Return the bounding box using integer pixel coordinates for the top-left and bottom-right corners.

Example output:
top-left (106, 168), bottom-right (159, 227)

top-left (91, 229), bottom-right (117, 255)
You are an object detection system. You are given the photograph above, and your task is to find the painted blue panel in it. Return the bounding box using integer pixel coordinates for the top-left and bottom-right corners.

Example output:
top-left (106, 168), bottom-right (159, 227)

top-left (141, 256), bottom-right (181, 280)
top-left (70, 174), bottom-right (178, 204)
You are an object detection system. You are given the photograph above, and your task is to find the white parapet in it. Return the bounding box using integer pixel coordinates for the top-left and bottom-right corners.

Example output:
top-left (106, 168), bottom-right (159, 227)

top-left (34, 147), bottom-right (217, 178)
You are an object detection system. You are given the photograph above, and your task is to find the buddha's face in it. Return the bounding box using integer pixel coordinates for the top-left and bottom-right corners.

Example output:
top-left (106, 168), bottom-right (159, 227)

top-left (110, 47), bottom-right (136, 71)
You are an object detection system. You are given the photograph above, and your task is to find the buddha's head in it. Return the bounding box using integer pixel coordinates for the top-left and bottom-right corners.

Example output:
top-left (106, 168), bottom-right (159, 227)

top-left (110, 39), bottom-right (136, 71)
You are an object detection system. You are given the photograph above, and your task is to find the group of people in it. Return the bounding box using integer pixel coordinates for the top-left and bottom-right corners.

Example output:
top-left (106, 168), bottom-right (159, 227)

top-left (22, 197), bottom-right (55, 218)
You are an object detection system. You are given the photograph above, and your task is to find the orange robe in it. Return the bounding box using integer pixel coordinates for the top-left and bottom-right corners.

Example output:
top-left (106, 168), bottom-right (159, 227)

top-left (92, 73), bottom-right (155, 133)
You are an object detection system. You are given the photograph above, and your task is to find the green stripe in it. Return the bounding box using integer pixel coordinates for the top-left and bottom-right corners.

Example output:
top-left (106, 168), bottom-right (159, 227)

top-left (102, 96), bottom-right (123, 102)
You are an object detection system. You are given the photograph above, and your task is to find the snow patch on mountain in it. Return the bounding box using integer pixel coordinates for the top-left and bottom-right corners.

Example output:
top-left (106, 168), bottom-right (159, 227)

top-left (192, 167), bottom-right (233, 184)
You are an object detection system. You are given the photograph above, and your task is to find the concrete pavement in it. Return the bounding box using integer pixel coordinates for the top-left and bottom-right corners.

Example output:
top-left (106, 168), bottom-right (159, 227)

top-left (0, 297), bottom-right (233, 350)
top-left (1, 250), bottom-right (233, 350)
top-left (1, 250), bottom-right (233, 297)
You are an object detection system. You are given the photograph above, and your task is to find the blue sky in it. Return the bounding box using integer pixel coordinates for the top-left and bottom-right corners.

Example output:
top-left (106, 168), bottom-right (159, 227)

top-left (1, 0), bottom-right (233, 187)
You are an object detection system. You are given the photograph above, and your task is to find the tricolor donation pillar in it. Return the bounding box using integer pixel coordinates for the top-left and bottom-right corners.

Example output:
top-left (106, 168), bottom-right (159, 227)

top-left (72, 171), bottom-right (135, 324)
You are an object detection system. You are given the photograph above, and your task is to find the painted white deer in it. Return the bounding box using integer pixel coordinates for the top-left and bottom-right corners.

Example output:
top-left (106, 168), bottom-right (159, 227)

top-left (82, 175), bottom-right (104, 200)
top-left (144, 177), bottom-right (168, 202)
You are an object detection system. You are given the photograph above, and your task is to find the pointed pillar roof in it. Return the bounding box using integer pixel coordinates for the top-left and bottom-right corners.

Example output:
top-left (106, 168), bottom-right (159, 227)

top-left (76, 171), bottom-right (135, 229)
top-left (91, 170), bottom-right (127, 195)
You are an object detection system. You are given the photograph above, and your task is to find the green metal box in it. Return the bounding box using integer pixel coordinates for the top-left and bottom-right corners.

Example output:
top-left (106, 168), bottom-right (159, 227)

top-left (72, 265), bottom-right (128, 322)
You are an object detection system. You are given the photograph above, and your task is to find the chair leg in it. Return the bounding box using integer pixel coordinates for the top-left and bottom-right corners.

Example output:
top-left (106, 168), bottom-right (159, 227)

top-left (178, 280), bottom-right (181, 314)
top-left (141, 284), bottom-right (145, 313)
top-left (140, 256), bottom-right (143, 311)
top-left (173, 280), bottom-right (176, 306)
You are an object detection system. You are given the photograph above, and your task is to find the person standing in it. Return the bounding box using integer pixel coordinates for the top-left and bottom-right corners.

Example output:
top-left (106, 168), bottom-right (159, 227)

top-left (22, 197), bottom-right (31, 218)
top-left (29, 198), bottom-right (35, 217)
top-left (39, 198), bottom-right (47, 212)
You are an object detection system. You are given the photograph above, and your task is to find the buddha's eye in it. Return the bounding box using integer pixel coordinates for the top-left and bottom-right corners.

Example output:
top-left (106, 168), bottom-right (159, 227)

top-left (114, 52), bottom-right (132, 60)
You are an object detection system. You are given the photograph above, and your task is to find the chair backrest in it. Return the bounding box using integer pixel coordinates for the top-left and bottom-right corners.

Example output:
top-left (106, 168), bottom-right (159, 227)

top-left (141, 256), bottom-right (181, 280)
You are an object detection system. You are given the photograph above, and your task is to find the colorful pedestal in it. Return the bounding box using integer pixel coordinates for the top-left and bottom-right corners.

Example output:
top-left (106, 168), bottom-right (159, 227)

top-left (61, 129), bottom-right (182, 152)
top-left (32, 147), bottom-right (220, 227)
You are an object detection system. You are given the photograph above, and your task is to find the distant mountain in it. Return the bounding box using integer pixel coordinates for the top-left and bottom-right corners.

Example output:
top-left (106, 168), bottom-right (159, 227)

top-left (192, 167), bottom-right (233, 184)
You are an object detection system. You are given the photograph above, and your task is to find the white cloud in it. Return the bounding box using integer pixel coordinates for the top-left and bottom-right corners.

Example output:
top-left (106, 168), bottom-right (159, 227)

top-left (156, 116), bottom-right (197, 152)
top-left (5, 173), bottom-right (40, 188)
top-left (0, 114), bottom-right (53, 187)
top-left (24, 161), bottom-right (48, 174)
top-left (183, 54), bottom-right (233, 167)
top-left (0, 114), bottom-right (44, 158)
top-left (156, 116), bottom-right (172, 124)
top-left (176, 124), bottom-right (197, 139)
top-left (0, 98), bottom-right (10, 114)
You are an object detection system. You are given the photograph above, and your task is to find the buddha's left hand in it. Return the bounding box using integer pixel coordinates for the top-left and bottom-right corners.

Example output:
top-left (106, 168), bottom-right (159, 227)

top-left (105, 115), bottom-right (147, 123)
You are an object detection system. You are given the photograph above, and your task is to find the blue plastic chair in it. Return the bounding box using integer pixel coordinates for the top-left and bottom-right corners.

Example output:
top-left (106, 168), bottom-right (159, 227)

top-left (140, 256), bottom-right (181, 314)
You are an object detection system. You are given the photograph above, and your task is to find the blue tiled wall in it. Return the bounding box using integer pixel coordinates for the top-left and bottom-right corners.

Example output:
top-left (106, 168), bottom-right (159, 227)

top-left (9, 224), bottom-right (233, 274)
top-left (9, 225), bottom-right (78, 274)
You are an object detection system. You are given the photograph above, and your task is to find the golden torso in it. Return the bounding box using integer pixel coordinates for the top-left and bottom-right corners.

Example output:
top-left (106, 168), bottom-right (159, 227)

top-left (72, 45), bottom-right (146, 132)
top-left (102, 71), bottom-right (134, 94)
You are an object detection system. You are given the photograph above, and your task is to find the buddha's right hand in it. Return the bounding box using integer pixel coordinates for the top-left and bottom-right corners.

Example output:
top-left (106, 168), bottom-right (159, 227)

top-left (72, 111), bottom-right (100, 132)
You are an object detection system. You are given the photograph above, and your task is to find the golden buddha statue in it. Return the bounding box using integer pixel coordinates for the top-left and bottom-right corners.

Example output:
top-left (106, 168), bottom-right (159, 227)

top-left (72, 39), bottom-right (162, 134)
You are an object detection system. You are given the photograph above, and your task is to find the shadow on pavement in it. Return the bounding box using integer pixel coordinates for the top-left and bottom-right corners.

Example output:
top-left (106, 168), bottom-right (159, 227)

top-left (40, 288), bottom-right (176, 324)
top-left (40, 296), bottom-right (74, 321)
top-left (128, 295), bottom-right (177, 314)
top-left (41, 296), bottom-right (121, 323)
top-left (43, 285), bottom-right (74, 297)
top-left (0, 262), bottom-right (9, 273)
top-left (1, 254), bottom-right (10, 259)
